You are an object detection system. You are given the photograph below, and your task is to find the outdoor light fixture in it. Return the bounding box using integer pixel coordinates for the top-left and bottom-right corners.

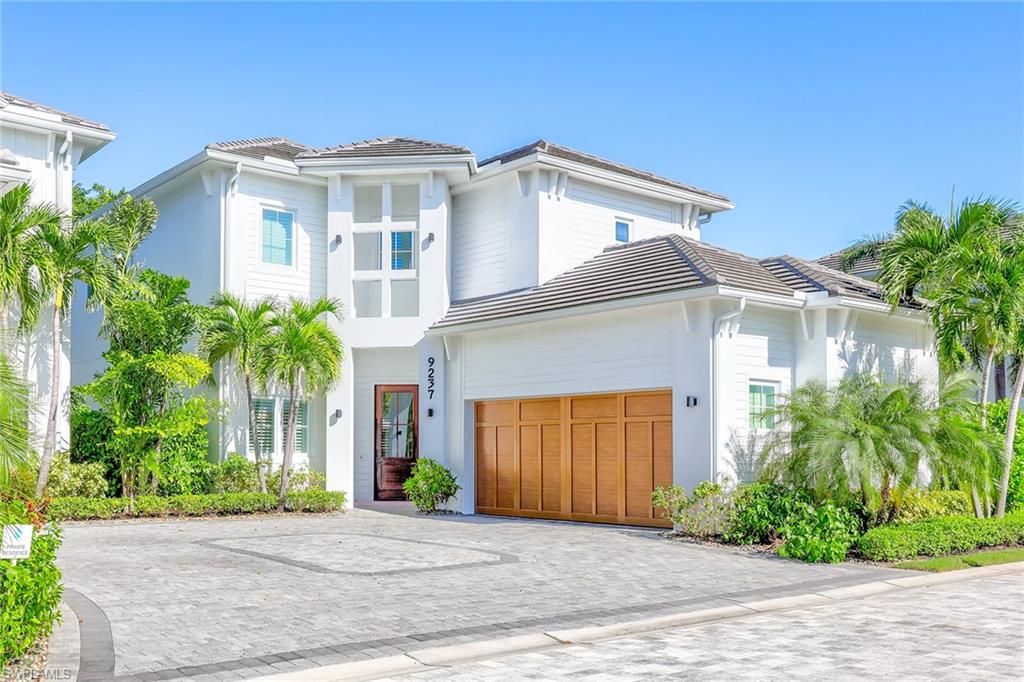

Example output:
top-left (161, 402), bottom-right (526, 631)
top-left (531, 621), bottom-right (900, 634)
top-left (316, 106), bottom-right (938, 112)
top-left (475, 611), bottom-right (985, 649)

top-left (334, 409), bottom-right (343, 419)
top-left (427, 232), bottom-right (435, 243)
top-left (686, 396), bottom-right (698, 408)
top-left (334, 234), bottom-right (343, 246)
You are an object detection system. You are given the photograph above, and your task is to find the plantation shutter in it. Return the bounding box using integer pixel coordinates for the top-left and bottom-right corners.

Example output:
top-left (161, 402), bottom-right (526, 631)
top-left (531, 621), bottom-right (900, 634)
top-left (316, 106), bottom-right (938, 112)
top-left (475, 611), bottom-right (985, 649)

top-left (250, 398), bottom-right (276, 454)
top-left (282, 400), bottom-right (309, 453)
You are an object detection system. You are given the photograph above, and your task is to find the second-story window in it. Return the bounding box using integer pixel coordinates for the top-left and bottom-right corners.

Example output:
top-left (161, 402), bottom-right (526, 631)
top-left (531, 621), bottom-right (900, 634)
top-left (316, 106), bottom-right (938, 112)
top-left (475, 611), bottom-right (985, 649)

top-left (352, 182), bottom-right (420, 318)
top-left (391, 231), bottom-right (416, 270)
top-left (615, 219), bottom-right (631, 243)
top-left (262, 208), bottom-right (294, 266)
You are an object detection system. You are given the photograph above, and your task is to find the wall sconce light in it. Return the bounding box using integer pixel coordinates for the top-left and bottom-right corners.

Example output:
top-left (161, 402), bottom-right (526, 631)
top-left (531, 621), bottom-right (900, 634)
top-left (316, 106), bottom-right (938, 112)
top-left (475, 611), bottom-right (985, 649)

top-left (333, 409), bottom-right (343, 419)
top-left (427, 232), bottom-right (435, 243)
top-left (334, 234), bottom-right (343, 246)
top-left (685, 396), bottom-right (698, 408)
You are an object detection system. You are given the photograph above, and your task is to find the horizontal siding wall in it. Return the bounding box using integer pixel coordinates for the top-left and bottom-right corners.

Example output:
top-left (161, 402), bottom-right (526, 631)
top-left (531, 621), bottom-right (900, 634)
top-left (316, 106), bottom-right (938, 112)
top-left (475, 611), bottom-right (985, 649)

top-left (352, 348), bottom-right (418, 501)
top-left (462, 307), bottom-right (675, 400)
top-left (451, 182), bottom-right (509, 300)
top-left (241, 174), bottom-right (328, 302)
top-left (847, 315), bottom-right (923, 382)
top-left (565, 179), bottom-right (681, 268)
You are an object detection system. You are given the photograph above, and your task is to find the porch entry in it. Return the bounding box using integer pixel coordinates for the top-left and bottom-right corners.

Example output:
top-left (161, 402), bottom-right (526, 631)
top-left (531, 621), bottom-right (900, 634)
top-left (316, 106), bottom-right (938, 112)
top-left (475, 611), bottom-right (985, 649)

top-left (374, 384), bottom-right (419, 501)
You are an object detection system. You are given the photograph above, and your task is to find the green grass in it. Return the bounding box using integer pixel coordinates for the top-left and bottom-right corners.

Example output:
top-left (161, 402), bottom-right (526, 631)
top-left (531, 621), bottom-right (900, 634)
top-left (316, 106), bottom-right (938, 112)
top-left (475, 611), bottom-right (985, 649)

top-left (894, 547), bottom-right (1024, 572)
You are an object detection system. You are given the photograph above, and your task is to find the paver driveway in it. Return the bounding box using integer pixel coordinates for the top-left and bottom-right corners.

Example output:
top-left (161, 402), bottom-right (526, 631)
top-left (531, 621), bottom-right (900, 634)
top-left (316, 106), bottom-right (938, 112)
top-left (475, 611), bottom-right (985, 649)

top-left (58, 509), bottom-right (907, 681)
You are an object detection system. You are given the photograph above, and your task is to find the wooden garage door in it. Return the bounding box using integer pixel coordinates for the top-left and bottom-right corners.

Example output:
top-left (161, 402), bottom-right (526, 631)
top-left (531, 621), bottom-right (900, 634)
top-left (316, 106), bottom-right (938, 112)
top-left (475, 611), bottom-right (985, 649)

top-left (475, 391), bottom-right (672, 527)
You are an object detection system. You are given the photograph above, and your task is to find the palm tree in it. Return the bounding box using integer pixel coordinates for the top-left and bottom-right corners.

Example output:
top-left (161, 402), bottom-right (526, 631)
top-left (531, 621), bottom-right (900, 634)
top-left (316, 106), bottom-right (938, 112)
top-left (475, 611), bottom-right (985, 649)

top-left (201, 292), bottom-right (277, 493)
top-left (32, 219), bottom-right (112, 496)
top-left (256, 297), bottom-right (343, 507)
top-left (0, 353), bottom-right (32, 493)
top-left (0, 184), bottom-right (62, 348)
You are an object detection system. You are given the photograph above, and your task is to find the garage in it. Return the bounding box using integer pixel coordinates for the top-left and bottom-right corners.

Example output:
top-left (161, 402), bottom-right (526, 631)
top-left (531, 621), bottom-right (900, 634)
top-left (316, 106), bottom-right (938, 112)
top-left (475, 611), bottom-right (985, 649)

top-left (474, 390), bottom-right (673, 527)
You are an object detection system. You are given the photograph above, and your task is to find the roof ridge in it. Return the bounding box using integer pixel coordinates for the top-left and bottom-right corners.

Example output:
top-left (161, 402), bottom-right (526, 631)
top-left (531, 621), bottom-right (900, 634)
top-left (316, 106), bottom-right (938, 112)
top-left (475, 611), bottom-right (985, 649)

top-left (667, 235), bottom-right (719, 285)
top-left (209, 136), bottom-right (313, 150)
top-left (761, 255), bottom-right (834, 294)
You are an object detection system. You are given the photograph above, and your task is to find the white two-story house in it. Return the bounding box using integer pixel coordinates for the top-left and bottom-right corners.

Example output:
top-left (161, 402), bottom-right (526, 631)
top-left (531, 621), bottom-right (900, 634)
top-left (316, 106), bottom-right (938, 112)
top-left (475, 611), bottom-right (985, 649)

top-left (1, 93), bottom-right (115, 450)
top-left (72, 136), bottom-right (937, 526)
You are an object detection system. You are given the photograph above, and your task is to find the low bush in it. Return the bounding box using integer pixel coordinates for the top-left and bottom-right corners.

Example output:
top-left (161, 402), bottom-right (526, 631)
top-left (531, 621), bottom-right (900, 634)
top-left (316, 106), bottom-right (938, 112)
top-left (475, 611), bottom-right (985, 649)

top-left (894, 489), bottom-right (973, 523)
top-left (1007, 456), bottom-right (1024, 512)
top-left (857, 510), bottom-right (1024, 561)
top-left (653, 482), bottom-right (733, 539)
top-left (724, 483), bottom-right (811, 545)
top-left (157, 426), bottom-right (213, 496)
top-left (777, 502), bottom-right (859, 563)
top-left (0, 498), bottom-right (63, 666)
top-left (211, 453), bottom-right (260, 493)
top-left (46, 451), bottom-right (108, 499)
top-left (46, 491), bottom-right (346, 521)
top-left (403, 459), bottom-right (460, 512)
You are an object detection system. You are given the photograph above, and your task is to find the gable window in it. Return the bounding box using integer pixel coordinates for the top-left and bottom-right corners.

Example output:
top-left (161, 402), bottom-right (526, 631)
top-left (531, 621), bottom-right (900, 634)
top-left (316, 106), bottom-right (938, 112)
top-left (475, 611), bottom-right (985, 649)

top-left (261, 208), bottom-right (294, 266)
top-left (615, 219), bottom-right (631, 243)
top-left (282, 400), bottom-right (309, 454)
top-left (749, 382), bottom-right (778, 431)
top-left (391, 231), bottom-right (416, 270)
top-left (249, 398), bottom-right (276, 455)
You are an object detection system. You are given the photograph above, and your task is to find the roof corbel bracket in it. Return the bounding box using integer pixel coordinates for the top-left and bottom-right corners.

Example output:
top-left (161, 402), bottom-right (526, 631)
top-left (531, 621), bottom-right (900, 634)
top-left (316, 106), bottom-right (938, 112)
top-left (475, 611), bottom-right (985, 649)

top-left (45, 132), bottom-right (55, 168)
top-left (427, 170), bottom-right (435, 198)
top-left (334, 174), bottom-right (343, 202)
top-left (799, 309), bottom-right (812, 341)
top-left (200, 169), bottom-right (216, 197)
top-left (555, 171), bottom-right (569, 199)
top-left (516, 169), bottom-right (534, 198)
top-left (679, 300), bottom-right (692, 334)
top-left (442, 335), bottom-right (457, 361)
top-left (714, 297), bottom-right (746, 338)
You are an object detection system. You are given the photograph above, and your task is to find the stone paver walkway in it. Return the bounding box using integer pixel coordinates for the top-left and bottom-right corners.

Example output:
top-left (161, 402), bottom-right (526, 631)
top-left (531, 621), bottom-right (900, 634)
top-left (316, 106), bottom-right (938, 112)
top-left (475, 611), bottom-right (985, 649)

top-left (389, 572), bottom-right (1024, 681)
top-left (58, 510), bottom-right (907, 681)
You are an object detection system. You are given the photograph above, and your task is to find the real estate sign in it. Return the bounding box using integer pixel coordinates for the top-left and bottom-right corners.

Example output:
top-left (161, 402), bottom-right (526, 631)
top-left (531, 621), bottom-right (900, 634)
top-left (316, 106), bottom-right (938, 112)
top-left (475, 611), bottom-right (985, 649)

top-left (1, 524), bottom-right (33, 560)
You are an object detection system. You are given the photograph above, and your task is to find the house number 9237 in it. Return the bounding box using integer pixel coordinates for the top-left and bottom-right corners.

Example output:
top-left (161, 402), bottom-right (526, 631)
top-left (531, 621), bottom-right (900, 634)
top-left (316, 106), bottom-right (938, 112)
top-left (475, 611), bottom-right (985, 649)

top-left (427, 356), bottom-right (436, 400)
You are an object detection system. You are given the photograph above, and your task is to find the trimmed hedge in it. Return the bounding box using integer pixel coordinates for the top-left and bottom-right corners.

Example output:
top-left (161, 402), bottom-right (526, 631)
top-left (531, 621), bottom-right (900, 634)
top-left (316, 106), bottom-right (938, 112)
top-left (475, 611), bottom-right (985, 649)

top-left (1, 499), bottom-right (63, 666)
top-left (894, 489), bottom-right (973, 523)
top-left (858, 511), bottom-right (1024, 561)
top-left (47, 490), bottom-right (346, 521)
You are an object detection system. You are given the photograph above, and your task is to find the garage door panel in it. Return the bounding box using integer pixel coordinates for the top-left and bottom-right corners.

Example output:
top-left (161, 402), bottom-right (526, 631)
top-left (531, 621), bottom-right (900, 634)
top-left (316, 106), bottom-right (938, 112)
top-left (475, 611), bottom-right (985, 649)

top-left (475, 391), bottom-right (671, 528)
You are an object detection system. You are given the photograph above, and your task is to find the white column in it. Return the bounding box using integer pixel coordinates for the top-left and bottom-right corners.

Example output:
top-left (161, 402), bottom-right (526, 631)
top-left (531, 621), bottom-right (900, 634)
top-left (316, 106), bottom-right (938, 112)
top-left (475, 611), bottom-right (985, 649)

top-left (673, 299), bottom-right (715, 490)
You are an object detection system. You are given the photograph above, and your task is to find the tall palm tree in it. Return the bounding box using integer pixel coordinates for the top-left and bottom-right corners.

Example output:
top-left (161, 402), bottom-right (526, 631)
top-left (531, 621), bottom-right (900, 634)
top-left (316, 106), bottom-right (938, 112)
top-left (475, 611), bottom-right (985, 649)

top-left (33, 219), bottom-right (112, 496)
top-left (0, 353), bottom-right (32, 492)
top-left (256, 297), bottom-right (343, 507)
top-left (201, 292), bottom-right (277, 493)
top-left (0, 184), bottom-right (62, 348)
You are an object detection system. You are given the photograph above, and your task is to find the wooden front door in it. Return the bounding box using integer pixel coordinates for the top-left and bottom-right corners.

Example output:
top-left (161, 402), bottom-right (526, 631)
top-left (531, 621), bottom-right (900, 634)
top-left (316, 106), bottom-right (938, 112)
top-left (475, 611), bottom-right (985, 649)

top-left (474, 390), bottom-right (672, 527)
top-left (374, 385), bottom-right (419, 501)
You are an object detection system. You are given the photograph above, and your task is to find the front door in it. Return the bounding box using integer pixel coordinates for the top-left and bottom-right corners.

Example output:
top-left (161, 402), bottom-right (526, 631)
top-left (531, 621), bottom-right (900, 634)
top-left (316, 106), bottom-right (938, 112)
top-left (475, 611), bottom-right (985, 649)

top-left (374, 385), bottom-right (419, 501)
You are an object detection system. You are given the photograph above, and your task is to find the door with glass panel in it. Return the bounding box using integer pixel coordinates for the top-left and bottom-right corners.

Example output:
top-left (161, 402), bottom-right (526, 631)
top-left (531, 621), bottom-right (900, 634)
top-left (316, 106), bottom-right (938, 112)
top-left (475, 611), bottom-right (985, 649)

top-left (374, 385), bottom-right (419, 500)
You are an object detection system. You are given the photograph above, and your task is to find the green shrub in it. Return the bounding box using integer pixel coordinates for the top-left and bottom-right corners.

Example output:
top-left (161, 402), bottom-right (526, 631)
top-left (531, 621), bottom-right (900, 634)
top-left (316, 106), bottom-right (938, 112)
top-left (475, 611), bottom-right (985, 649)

top-left (0, 499), bottom-right (63, 666)
top-left (286, 489), bottom-right (347, 513)
top-left (724, 483), bottom-right (811, 545)
top-left (1007, 455), bottom-right (1024, 512)
top-left (69, 402), bottom-right (118, 495)
top-left (778, 502), bottom-right (859, 563)
top-left (211, 453), bottom-right (260, 493)
top-left (44, 491), bottom-right (344, 520)
top-left (857, 511), bottom-right (1024, 561)
top-left (269, 464), bottom-right (325, 492)
top-left (46, 497), bottom-right (126, 520)
top-left (46, 451), bottom-right (108, 499)
top-left (894, 489), bottom-right (973, 523)
top-left (691, 481), bottom-right (723, 499)
top-left (403, 459), bottom-right (460, 512)
top-left (157, 425), bottom-right (213, 496)
top-left (652, 485), bottom-right (689, 521)
top-left (653, 482), bottom-right (732, 539)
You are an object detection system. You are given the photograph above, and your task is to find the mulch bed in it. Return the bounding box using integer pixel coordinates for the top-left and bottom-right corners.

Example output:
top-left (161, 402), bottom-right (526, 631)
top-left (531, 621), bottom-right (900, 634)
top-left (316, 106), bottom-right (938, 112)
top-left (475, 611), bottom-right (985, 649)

top-left (1, 637), bottom-right (47, 682)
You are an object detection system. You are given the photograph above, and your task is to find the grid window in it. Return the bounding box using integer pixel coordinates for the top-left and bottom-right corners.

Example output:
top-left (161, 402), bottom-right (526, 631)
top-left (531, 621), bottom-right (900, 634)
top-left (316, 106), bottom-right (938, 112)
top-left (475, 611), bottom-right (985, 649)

top-left (354, 232), bottom-right (382, 270)
top-left (615, 220), bottom-right (631, 243)
top-left (354, 185), bottom-right (383, 223)
top-left (749, 383), bottom-right (777, 431)
top-left (353, 280), bottom-right (382, 318)
top-left (391, 231), bottom-right (417, 270)
top-left (262, 209), bottom-right (294, 265)
top-left (281, 400), bottom-right (309, 454)
top-left (391, 279), bottom-right (420, 317)
top-left (391, 184), bottom-right (419, 221)
top-left (249, 398), bottom-right (276, 455)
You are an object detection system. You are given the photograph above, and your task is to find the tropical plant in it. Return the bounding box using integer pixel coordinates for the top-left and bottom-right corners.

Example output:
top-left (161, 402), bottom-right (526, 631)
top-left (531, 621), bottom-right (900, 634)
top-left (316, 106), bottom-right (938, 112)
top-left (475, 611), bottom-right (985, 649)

top-left (32, 218), bottom-right (113, 496)
top-left (403, 458), bottom-right (460, 512)
top-left (256, 297), bottom-right (343, 507)
top-left (777, 501), bottom-right (859, 563)
top-left (71, 181), bottom-right (127, 222)
top-left (0, 354), bottom-right (33, 493)
top-left (200, 292), bottom-right (277, 493)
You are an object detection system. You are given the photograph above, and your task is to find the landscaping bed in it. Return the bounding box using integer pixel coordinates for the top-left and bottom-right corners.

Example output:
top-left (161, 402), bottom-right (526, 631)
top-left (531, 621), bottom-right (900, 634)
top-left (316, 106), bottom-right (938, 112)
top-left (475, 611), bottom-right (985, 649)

top-left (46, 490), bottom-right (346, 521)
top-left (0, 636), bottom-right (47, 682)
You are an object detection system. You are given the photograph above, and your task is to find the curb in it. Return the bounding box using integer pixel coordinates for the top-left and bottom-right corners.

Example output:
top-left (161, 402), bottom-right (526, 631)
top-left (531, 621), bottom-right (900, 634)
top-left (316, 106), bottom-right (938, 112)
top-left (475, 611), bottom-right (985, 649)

top-left (251, 561), bottom-right (1024, 682)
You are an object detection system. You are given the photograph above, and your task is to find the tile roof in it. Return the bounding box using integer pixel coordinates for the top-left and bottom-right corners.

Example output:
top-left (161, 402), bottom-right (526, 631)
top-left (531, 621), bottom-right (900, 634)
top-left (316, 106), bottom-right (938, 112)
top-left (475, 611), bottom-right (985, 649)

top-left (0, 92), bottom-right (111, 133)
top-left (207, 137), bottom-right (314, 161)
top-left (433, 234), bottom-right (911, 329)
top-left (296, 137), bottom-right (472, 160)
top-left (478, 140), bottom-right (731, 203)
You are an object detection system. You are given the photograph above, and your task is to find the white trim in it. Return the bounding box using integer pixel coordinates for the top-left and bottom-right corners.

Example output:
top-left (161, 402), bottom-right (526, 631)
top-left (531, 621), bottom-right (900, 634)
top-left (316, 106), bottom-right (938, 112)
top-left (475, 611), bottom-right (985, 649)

top-left (258, 205), bottom-right (299, 270)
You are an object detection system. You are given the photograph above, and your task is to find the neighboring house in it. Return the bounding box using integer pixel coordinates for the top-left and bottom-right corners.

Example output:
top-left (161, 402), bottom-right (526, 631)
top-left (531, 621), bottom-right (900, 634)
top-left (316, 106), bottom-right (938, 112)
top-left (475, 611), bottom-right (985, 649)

top-left (0, 93), bottom-right (115, 450)
top-left (73, 135), bottom-right (936, 526)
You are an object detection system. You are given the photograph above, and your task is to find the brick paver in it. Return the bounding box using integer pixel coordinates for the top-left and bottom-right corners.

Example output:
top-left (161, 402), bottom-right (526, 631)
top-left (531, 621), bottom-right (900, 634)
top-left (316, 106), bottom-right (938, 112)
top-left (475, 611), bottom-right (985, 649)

top-left (58, 510), bottom-right (907, 680)
top-left (390, 573), bottom-right (1024, 681)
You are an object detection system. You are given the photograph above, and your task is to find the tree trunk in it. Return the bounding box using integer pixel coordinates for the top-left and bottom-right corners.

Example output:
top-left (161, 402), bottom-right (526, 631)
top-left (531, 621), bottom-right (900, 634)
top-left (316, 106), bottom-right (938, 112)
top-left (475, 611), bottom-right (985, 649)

top-left (277, 384), bottom-right (299, 510)
top-left (245, 374), bottom-right (268, 494)
top-left (995, 358), bottom-right (1008, 401)
top-left (996, 364), bottom-right (1024, 517)
top-left (971, 345), bottom-right (997, 517)
top-left (35, 304), bottom-right (62, 498)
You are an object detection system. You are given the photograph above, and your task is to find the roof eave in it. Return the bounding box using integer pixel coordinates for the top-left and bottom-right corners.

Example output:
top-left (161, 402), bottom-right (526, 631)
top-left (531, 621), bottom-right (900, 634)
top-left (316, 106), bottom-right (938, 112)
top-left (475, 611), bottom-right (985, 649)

top-left (295, 153), bottom-right (477, 173)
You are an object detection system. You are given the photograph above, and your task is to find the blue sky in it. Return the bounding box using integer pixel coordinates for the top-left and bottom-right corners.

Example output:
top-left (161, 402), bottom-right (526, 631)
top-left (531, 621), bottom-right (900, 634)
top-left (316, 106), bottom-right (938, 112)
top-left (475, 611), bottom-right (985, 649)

top-left (4, 2), bottom-right (1021, 259)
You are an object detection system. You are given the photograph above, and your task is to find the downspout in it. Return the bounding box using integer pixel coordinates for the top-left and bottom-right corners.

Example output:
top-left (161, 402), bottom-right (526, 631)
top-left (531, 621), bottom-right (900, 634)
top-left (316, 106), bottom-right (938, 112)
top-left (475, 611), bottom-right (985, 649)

top-left (710, 297), bottom-right (746, 482)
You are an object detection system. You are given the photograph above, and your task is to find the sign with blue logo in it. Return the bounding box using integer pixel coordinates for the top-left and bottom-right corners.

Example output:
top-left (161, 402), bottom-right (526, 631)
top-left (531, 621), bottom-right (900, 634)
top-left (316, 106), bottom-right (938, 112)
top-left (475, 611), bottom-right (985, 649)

top-left (1, 524), bottom-right (33, 560)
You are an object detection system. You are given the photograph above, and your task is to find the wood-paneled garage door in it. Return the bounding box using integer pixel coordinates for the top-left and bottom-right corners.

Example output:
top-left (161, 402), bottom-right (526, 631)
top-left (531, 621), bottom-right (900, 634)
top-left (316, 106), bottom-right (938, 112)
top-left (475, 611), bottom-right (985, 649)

top-left (475, 390), bottom-right (672, 528)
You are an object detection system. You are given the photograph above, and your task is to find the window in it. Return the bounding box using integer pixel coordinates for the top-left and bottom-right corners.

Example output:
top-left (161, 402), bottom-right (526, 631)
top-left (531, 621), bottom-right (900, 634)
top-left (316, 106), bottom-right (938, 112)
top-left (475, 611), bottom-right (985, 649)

top-left (353, 280), bottom-right (382, 317)
top-left (391, 231), bottom-right (416, 270)
top-left (390, 279), bottom-right (419, 317)
top-left (749, 382), bottom-right (778, 431)
top-left (249, 398), bottom-right (276, 455)
top-left (262, 209), bottom-right (294, 266)
top-left (354, 185), bottom-right (383, 223)
top-left (354, 232), bottom-right (382, 270)
top-left (282, 400), bottom-right (309, 453)
top-left (391, 184), bottom-right (419, 221)
top-left (615, 219), bottom-right (631, 243)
